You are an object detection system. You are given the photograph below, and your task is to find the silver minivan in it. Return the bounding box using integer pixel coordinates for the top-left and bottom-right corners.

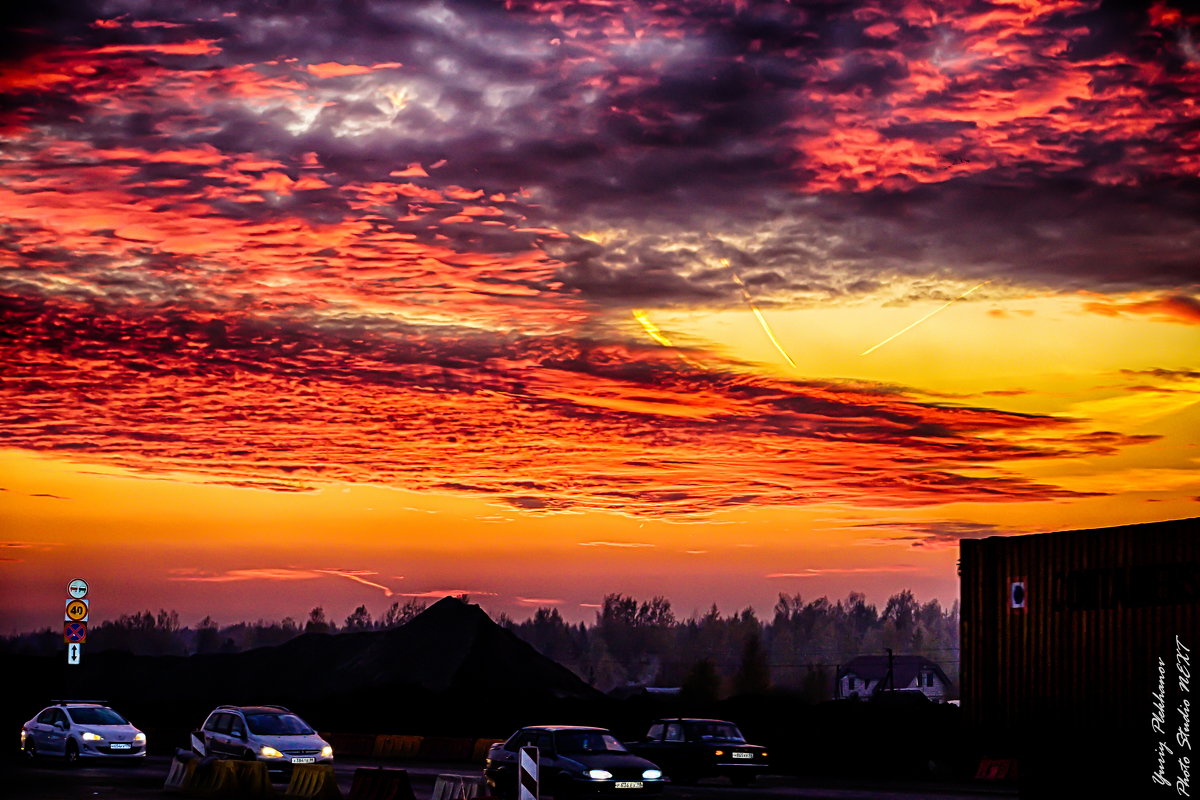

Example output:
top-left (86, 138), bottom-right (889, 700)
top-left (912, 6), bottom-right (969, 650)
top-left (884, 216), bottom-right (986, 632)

top-left (190, 705), bottom-right (332, 780)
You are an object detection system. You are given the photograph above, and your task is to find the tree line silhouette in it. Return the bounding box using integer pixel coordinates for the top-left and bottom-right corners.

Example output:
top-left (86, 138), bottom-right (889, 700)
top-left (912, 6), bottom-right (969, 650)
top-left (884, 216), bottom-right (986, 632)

top-left (1, 591), bottom-right (958, 700)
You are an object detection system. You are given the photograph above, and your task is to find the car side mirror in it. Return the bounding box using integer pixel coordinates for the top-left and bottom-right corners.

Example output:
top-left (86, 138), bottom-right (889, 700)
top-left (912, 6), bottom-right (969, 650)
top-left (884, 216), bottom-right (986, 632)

top-left (231, 729), bottom-right (245, 739)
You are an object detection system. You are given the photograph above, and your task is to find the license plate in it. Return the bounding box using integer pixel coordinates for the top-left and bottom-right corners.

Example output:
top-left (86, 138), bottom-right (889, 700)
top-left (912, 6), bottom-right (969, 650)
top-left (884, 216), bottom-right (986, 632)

top-left (291, 757), bottom-right (315, 764)
top-left (110, 743), bottom-right (131, 750)
top-left (614, 782), bottom-right (643, 789)
top-left (732, 752), bottom-right (752, 759)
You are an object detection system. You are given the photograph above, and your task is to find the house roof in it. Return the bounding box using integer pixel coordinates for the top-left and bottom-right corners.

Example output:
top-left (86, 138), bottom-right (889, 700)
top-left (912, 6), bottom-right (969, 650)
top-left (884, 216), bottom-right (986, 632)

top-left (837, 654), bottom-right (952, 689)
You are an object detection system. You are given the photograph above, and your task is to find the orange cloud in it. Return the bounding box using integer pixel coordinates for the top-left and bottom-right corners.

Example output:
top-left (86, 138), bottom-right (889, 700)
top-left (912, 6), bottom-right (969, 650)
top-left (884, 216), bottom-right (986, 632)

top-left (305, 61), bottom-right (402, 78)
top-left (766, 566), bottom-right (923, 578)
top-left (169, 568), bottom-right (323, 582)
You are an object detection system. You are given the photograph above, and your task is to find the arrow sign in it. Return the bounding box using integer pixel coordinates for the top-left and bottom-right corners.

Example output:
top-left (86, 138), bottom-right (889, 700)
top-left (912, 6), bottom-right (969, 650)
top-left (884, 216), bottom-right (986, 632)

top-left (64, 621), bottom-right (87, 643)
top-left (67, 643), bottom-right (81, 665)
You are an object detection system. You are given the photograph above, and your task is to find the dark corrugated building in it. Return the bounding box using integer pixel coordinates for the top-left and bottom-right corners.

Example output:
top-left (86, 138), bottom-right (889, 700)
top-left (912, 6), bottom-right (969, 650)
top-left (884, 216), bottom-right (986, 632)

top-left (960, 517), bottom-right (1199, 799)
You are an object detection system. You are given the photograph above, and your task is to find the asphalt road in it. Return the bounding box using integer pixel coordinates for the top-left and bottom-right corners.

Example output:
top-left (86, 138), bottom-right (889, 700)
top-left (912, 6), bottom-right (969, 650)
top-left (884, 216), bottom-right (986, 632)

top-left (4, 754), bottom-right (1018, 800)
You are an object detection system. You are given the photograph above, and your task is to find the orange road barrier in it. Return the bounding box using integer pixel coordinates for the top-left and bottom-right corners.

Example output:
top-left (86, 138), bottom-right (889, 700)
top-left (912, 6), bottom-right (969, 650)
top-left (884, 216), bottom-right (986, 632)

top-left (418, 737), bottom-right (475, 762)
top-left (327, 732), bottom-right (495, 763)
top-left (323, 732), bottom-right (378, 759)
top-left (371, 736), bottom-right (398, 759)
top-left (373, 735), bottom-right (423, 759)
top-left (163, 753), bottom-right (197, 792)
top-left (975, 757), bottom-right (1020, 781)
top-left (348, 767), bottom-right (416, 800)
top-left (284, 763), bottom-right (341, 799)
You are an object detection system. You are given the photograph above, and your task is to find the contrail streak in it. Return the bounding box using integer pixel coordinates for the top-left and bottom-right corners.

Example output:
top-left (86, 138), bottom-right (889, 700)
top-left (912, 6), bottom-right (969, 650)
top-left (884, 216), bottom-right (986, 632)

top-left (316, 569), bottom-right (395, 596)
top-left (632, 310), bottom-right (675, 348)
top-left (631, 310), bottom-right (704, 368)
top-left (861, 281), bottom-right (990, 356)
top-left (726, 263), bottom-right (798, 369)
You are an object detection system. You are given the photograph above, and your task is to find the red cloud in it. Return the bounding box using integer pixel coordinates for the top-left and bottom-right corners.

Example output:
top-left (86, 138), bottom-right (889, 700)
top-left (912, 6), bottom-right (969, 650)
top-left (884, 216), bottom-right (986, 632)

top-left (1083, 295), bottom-right (1200, 325)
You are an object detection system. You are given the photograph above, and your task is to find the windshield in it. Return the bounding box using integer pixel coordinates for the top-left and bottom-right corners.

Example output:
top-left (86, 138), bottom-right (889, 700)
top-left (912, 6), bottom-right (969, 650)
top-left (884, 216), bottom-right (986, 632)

top-left (555, 732), bottom-right (628, 754)
top-left (67, 708), bottom-right (128, 726)
top-left (690, 723), bottom-right (745, 742)
top-left (245, 713), bottom-right (314, 736)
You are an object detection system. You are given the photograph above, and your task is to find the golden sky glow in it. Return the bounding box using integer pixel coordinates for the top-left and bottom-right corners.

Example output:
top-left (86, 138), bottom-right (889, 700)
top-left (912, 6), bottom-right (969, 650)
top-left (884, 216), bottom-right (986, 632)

top-left (1, 0), bottom-right (1198, 631)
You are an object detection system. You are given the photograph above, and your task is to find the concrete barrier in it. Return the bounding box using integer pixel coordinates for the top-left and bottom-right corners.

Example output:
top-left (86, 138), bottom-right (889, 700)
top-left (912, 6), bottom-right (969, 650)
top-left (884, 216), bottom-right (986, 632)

top-left (284, 763), bottom-right (341, 799)
top-left (430, 774), bottom-right (486, 800)
top-left (163, 752), bottom-right (197, 793)
top-left (348, 767), bottom-right (416, 800)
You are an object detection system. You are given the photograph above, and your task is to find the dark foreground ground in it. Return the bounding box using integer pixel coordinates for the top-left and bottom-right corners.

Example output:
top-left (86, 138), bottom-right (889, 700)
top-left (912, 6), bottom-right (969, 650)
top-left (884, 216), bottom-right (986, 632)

top-left (4, 753), bottom-right (1018, 800)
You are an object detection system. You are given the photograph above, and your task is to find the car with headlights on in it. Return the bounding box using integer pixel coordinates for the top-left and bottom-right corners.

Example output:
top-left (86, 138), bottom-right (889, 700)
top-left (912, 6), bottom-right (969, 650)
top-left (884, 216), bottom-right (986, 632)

top-left (485, 726), bottom-right (664, 798)
top-left (189, 705), bottom-right (332, 781)
top-left (626, 718), bottom-right (767, 786)
top-left (21, 701), bottom-right (147, 764)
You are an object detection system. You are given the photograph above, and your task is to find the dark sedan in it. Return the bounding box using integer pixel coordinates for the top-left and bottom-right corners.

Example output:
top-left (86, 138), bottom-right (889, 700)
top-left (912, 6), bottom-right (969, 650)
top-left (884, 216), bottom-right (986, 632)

top-left (626, 718), bottom-right (768, 785)
top-left (485, 726), bottom-right (664, 798)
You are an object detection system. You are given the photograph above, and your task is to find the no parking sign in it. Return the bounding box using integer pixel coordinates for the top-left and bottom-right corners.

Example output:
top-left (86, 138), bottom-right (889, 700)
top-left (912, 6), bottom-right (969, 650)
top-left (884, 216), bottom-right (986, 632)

top-left (64, 621), bottom-right (87, 643)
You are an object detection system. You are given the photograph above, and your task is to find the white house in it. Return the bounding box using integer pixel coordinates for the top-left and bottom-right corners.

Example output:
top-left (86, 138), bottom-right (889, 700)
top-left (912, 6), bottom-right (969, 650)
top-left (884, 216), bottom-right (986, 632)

top-left (836, 654), bottom-right (952, 703)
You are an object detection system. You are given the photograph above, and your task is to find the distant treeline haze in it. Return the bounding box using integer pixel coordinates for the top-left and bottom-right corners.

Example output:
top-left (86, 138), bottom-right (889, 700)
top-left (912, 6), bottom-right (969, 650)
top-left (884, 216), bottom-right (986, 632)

top-left (1, 591), bottom-right (959, 700)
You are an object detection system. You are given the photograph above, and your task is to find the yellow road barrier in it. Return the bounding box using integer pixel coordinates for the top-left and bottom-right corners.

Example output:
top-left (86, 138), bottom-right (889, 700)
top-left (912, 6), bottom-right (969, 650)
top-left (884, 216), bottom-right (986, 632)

top-left (231, 760), bottom-right (275, 797)
top-left (284, 763), bottom-right (341, 799)
top-left (186, 758), bottom-right (240, 797)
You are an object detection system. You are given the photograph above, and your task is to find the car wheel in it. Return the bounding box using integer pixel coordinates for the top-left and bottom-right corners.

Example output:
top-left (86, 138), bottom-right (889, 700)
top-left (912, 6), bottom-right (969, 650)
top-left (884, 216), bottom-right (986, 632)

top-left (23, 740), bottom-right (37, 762)
top-left (65, 740), bottom-right (80, 767)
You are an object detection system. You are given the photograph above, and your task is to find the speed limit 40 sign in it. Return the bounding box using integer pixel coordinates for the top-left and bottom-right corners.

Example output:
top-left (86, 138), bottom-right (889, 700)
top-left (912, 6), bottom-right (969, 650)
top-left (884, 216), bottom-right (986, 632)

top-left (65, 598), bottom-right (89, 622)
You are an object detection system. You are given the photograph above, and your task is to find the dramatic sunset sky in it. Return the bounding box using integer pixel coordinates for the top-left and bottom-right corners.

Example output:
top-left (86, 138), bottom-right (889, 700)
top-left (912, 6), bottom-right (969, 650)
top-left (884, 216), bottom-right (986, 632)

top-left (2, 0), bottom-right (1197, 634)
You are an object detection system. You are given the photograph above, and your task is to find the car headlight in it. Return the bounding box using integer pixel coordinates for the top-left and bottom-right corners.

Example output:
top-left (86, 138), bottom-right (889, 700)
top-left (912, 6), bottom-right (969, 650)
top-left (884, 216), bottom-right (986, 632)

top-left (321, 745), bottom-right (333, 758)
top-left (642, 769), bottom-right (662, 780)
top-left (82, 732), bottom-right (104, 742)
top-left (134, 733), bottom-right (146, 743)
top-left (586, 769), bottom-right (613, 780)
top-left (259, 746), bottom-right (284, 758)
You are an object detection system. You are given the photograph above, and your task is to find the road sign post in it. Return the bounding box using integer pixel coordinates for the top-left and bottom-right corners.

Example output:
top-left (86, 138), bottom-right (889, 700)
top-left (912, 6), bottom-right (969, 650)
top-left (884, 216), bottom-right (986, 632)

top-left (66, 578), bottom-right (88, 666)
